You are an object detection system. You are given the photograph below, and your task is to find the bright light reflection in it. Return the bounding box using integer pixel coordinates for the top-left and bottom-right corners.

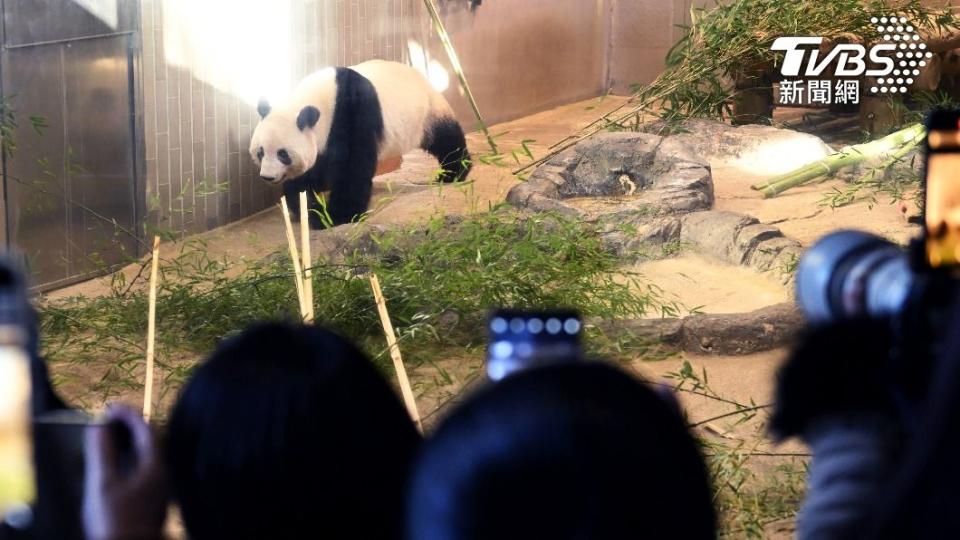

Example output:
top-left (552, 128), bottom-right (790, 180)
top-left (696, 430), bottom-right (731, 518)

top-left (162, 0), bottom-right (293, 107)
top-left (733, 136), bottom-right (833, 176)
top-left (408, 40), bottom-right (450, 93)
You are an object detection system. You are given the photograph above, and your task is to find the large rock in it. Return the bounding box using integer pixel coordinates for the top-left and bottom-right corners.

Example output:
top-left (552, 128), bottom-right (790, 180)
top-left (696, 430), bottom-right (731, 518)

top-left (680, 210), bottom-right (803, 276)
top-left (508, 132), bottom-right (714, 221)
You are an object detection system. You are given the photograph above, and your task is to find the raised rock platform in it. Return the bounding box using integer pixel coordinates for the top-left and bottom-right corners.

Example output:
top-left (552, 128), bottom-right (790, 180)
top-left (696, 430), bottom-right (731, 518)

top-left (507, 132), bottom-right (714, 221)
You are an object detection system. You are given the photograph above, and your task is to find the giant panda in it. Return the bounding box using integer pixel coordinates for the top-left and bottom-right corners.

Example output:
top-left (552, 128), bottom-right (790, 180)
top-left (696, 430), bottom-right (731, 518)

top-left (250, 59), bottom-right (472, 228)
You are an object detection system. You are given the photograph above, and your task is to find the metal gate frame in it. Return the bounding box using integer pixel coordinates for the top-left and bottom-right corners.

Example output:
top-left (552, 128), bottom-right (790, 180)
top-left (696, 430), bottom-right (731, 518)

top-left (0, 0), bottom-right (146, 291)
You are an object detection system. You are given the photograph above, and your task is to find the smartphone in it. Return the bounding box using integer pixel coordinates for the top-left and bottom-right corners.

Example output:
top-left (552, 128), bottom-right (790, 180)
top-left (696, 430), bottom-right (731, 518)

top-left (486, 309), bottom-right (582, 381)
top-left (924, 110), bottom-right (960, 269)
top-left (0, 328), bottom-right (34, 521)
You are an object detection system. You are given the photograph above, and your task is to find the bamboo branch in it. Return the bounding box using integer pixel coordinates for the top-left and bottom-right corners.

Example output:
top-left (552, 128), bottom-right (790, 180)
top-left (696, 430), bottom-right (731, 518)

top-left (370, 274), bottom-right (422, 432)
top-left (299, 192), bottom-right (314, 324)
top-left (142, 235), bottom-right (160, 422)
top-left (279, 196), bottom-right (307, 319)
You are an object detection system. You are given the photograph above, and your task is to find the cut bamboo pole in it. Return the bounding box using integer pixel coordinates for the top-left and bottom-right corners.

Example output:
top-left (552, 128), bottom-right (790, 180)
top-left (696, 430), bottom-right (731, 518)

top-left (370, 274), bottom-right (422, 432)
top-left (751, 123), bottom-right (926, 198)
top-left (279, 196), bottom-right (307, 319)
top-left (142, 235), bottom-right (161, 422)
top-left (299, 191), bottom-right (314, 323)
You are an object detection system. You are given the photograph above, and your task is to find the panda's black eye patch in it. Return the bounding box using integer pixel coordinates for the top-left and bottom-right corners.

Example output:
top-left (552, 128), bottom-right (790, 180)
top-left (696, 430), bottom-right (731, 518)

top-left (256, 147), bottom-right (264, 161)
top-left (277, 149), bottom-right (292, 166)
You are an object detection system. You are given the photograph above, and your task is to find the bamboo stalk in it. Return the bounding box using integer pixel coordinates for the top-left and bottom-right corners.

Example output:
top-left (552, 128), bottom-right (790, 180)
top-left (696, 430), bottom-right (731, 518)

top-left (142, 235), bottom-right (160, 422)
top-left (279, 196), bottom-right (307, 319)
top-left (421, 0), bottom-right (497, 155)
top-left (299, 191), bottom-right (314, 324)
top-left (860, 131), bottom-right (926, 184)
top-left (370, 274), bottom-right (422, 432)
top-left (752, 123), bottom-right (926, 198)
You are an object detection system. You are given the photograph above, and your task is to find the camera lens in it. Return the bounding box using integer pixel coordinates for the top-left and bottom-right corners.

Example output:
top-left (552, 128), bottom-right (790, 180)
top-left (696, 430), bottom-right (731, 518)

top-left (797, 230), bottom-right (913, 323)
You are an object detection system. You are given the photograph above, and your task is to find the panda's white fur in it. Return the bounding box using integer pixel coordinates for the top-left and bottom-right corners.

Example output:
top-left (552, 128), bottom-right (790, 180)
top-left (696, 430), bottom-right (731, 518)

top-left (250, 60), bottom-right (454, 185)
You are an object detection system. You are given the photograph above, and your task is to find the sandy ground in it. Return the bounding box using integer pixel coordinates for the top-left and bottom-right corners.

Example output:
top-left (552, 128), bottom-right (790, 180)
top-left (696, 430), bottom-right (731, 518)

top-left (44, 96), bottom-right (920, 538)
top-left (631, 255), bottom-right (790, 315)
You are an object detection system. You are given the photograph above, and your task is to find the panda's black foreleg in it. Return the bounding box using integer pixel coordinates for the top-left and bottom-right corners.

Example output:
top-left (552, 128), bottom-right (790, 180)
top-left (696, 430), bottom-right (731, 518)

top-left (283, 159), bottom-right (331, 226)
top-left (423, 117), bottom-right (472, 183)
top-left (326, 159), bottom-right (375, 227)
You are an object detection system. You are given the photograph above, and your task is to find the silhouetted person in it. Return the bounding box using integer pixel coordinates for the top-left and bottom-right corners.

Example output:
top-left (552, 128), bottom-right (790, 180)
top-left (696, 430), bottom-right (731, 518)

top-left (406, 362), bottom-right (715, 540)
top-left (858, 299), bottom-right (960, 539)
top-left (770, 319), bottom-right (905, 540)
top-left (166, 322), bottom-right (421, 540)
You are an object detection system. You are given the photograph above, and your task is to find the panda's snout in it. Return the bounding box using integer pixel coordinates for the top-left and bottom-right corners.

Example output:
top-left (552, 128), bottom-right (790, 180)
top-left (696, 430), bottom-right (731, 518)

top-left (260, 175), bottom-right (280, 184)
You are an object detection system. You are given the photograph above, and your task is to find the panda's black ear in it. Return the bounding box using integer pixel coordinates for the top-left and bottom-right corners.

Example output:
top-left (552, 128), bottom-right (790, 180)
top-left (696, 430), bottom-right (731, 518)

top-left (297, 106), bottom-right (321, 132)
top-left (257, 98), bottom-right (271, 119)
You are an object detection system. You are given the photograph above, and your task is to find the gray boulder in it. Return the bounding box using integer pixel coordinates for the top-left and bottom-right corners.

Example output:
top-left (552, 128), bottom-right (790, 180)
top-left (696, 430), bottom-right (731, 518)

top-left (508, 132), bottom-right (714, 220)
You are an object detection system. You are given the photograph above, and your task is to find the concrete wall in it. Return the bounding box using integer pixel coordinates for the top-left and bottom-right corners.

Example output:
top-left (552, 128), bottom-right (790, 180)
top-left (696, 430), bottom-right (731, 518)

top-left (435, 0), bottom-right (612, 126)
top-left (607, 0), bottom-right (716, 94)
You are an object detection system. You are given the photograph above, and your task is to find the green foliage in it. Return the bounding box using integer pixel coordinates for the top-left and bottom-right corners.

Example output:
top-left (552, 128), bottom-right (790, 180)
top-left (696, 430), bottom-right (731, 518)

top-left (655, 0), bottom-right (952, 127)
top-left (39, 209), bottom-right (673, 403)
top-left (310, 191), bottom-right (337, 229)
top-left (366, 209), bottom-right (668, 325)
top-left (666, 361), bottom-right (807, 538)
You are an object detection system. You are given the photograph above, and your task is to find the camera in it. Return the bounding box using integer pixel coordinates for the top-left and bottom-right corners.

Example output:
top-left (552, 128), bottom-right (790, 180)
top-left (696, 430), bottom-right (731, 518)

top-left (798, 109), bottom-right (960, 323)
top-left (795, 109), bottom-right (960, 402)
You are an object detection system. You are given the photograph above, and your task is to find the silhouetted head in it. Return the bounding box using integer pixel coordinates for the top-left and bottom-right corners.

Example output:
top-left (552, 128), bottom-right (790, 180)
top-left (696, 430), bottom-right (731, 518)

top-left (166, 322), bottom-right (420, 540)
top-left (407, 362), bottom-right (715, 540)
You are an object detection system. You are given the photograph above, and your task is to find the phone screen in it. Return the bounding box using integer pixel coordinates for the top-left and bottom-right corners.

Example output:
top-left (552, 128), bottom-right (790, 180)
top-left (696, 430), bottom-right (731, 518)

top-left (486, 309), bottom-right (582, 381)
top-left (0, 341), bottom-right (35, 517)
top-left (925, 126), bottom-right (960, 268)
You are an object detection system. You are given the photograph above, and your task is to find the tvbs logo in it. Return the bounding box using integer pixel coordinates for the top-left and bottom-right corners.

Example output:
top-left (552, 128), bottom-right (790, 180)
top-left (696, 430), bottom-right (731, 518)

top-left (772, 37), bottom-right (896, 78)
top-left (772, 16), bottom-right (932, 99)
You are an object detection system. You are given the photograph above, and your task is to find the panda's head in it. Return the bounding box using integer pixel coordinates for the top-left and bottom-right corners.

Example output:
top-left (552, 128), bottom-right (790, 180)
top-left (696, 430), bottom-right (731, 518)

top-left (249, 100), bottom-right (322, 185)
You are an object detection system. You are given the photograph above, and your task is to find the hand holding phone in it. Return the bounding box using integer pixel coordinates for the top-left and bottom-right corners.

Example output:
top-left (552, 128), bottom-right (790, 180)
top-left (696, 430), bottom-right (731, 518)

top-left (924, 110), bottom-right (960, 269)
top-left (82, 405), bottom-right (168, 540)
top-left (0, 335), bottom-right (33, 521)
top-left (486, 309), bottom-right (583, 381)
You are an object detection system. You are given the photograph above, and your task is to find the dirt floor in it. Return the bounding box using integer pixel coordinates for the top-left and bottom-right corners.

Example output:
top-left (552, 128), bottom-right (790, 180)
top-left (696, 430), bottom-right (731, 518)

top-left (45, 96), bottom-right (919, 538)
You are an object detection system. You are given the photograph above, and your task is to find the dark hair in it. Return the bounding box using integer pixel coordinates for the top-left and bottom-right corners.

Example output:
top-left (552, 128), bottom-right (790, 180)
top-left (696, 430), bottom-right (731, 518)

top-left (769, 318), bottom-right (900, 442)
top-left (166, 322), bottom-right (420, 540)
top-left (406, 362), bottom-right (715, 540)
